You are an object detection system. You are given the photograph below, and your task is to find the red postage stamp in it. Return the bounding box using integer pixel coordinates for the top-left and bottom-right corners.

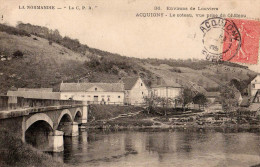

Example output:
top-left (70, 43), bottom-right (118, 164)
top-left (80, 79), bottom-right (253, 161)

top-left (222, 19), bottom-right (260, 64)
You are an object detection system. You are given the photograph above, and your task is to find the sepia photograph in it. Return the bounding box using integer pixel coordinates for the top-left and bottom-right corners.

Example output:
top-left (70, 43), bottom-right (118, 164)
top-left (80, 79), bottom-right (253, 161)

top-left (0, 0), bottom-right (260, 166)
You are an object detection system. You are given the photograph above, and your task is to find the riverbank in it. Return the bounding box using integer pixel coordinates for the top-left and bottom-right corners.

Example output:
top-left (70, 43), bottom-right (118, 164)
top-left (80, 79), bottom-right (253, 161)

top-left (0, 129), bottom-right (66, 167)
top-left (85, 106), bottom-right (260, 131)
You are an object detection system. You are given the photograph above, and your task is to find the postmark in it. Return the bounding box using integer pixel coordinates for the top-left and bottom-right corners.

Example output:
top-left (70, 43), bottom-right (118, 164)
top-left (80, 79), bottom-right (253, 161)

top-left (200, 17), bottom-right (260, 64)
top-left (200, 17), bottom-right (241, 62)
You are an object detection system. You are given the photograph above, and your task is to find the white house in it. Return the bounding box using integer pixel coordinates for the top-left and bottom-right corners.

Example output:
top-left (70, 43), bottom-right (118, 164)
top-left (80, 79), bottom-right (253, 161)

top-left (60, 82), bottom-right (125, 105)
top-left (249, 74), bottom-right (260, 97)
top-left (120, 77), bottom-right (149, 105)
top-left (151, 81), bottom-right (183, 100)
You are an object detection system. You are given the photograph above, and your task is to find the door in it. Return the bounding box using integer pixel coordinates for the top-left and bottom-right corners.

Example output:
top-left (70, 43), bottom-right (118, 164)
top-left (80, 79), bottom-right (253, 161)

top-left (94, 96), bottom-right (98, 104)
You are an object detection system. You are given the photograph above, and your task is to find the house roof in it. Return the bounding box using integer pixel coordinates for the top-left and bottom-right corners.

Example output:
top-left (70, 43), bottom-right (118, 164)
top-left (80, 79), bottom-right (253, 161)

top-left (205, 92), bottom-right (220, 97)
top-left (60, 82), bottom-right (124, 92)
top-left (120, 77), bottom-right (140, 90)
top-left (151, 79), bottom-right (182, 88)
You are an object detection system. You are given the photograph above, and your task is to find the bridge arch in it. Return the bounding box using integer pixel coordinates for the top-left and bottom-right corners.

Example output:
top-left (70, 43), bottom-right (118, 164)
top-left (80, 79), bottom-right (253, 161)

top-left (56, 109), bottom-right (77, 136)
top-left (25, 113), bottom-right (53, 131)
top-left (25, 113), bottom-right (54, 151)
top-left (57, 109), bottom-right (73, 126)
top-left (74, 108), bottom-right (83, 123)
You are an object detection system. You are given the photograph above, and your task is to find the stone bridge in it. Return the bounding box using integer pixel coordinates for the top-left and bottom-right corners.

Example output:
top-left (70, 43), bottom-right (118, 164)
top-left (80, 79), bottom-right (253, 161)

top-left (0, 96), bottom-right (88, 152)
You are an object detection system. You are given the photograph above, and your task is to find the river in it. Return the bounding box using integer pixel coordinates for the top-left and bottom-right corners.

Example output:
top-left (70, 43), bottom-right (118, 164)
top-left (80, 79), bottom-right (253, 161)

top-left (52, 129), bottom-right (260, 167)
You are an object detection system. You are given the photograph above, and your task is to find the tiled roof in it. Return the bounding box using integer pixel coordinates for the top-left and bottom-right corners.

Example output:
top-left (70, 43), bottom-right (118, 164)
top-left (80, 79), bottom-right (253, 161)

top-left (60, 82), bottom-right (124, 92)
top-left (205, 92), bottom-right (220, 97)
top-left (151, 79), bottom-right (182, 88)
top-left (120, 77), bottom-right (140, 90)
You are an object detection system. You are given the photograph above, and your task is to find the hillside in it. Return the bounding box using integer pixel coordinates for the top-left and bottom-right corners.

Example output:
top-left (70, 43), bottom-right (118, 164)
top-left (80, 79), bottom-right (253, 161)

top-left (0, 23), bottom-right (257, 95)
top-left (0, 23), bottom-right (155, 93)
top-left (139, 62), bottom-right (256, 94)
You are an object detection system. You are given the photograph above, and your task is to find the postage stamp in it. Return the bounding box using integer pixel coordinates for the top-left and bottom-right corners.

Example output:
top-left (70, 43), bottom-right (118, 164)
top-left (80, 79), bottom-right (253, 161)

top-left (200, 17), bottom-right (260, 64)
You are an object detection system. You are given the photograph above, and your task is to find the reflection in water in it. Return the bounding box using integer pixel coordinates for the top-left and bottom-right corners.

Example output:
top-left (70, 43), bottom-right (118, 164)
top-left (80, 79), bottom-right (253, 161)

top-left (54, 129), bottom-right (260, 167)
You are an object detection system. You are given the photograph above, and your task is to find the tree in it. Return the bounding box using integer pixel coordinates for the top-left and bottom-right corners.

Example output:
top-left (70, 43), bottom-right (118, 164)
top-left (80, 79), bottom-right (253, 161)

top-left (144, 93), bottom-right (172, 115)
top-left (230, 79), bottom-right (242, 92)
top-left (144, 93), bottom-right (160, 114)
top-left (193, 93), bottom-right (207, 110)
top-left (157, 97), bottom-right (172, 116)
top-left (219, 85), bottom-right (239, 118)
top-left (178, 88), bottom-right (194, 111)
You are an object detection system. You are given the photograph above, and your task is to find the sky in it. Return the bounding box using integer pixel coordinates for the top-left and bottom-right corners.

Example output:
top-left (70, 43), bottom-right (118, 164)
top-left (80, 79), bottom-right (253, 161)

top-left (0, 0), bottom-right (260, 71)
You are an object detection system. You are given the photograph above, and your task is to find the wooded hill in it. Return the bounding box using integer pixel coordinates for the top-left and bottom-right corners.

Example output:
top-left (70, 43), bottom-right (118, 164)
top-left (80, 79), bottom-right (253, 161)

top-left (0, 23), bottom-right (257, 94)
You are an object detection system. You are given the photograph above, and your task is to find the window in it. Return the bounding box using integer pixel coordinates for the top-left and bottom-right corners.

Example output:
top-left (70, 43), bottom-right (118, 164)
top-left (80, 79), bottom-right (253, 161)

top-left (142, 92), bottom-right (144, 95)
top-left (95, 88), bottom-right (97, 91)
top-left (118, 96), bottom-right (120, 98)
top-left (252, 84), bottom-right (255, 88)
top-left (141, 83), bottom-right (143, 86)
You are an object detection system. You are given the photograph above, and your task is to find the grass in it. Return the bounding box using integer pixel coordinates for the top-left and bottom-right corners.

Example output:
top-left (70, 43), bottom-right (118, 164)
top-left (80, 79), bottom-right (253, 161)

top-left (140, 62), bottom-right (256, 94)
top-left (88, 118), bottom-right (154, 128)
top-left (0, 27), bottom-right (152, 94)
top-left (87, 105), bottom-right (204, 129)
top-left (87, 106), bottom-right (154, 128)
top-left (88, 104), bottom-right (143, 121)
top-left (151, 107), bottom-right (203, 116)
top-left (0, 129), bottom-right (66, 167)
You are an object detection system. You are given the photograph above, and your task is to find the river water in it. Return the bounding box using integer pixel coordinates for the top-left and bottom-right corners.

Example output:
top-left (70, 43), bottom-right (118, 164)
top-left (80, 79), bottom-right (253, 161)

top-left (52, 129), bottom-right (260, 167)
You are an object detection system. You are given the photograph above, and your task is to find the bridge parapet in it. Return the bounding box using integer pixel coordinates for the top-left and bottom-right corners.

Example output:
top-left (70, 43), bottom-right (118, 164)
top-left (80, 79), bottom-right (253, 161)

top-left (0, 96), bottom-right (85, 119)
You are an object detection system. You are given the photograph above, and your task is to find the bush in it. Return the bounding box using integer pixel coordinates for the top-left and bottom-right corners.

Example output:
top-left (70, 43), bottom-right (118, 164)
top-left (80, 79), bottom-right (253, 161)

top-left (0, 129), bottom-right (64, 167)
top-left (13, 50), bottom-right (23, 58)
top-left (0, 24), bottom-right (31, 37)
top-left (84, 56), bottom-right (132, 74)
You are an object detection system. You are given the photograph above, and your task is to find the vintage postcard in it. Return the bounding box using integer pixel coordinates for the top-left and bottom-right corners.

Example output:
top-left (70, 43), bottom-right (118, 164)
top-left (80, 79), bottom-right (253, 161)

top-left (0, 0), bottom-right (260, 167)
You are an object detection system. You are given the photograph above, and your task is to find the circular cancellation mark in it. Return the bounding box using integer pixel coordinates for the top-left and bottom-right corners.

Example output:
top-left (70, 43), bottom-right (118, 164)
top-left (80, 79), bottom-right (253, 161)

top-left (200, 17), bottom-right (241, 62)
